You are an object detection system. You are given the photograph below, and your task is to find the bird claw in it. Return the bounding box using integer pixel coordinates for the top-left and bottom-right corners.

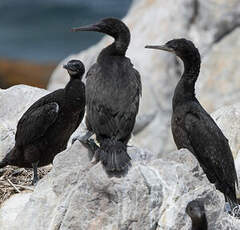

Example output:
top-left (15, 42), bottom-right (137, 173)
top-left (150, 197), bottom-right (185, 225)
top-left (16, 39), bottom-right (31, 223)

top-left (90, 147), bottom-right (100, 164)
top-left (72, 131), bottom-right (94, 145)
top-left (230, 204), bottom-right (240, 218)
top-left (91, 155), bottom-right (98, 164)
top-left (72, 136), bottom-right (79, 145)
top-left (32, 176), bottom-right (39, 185)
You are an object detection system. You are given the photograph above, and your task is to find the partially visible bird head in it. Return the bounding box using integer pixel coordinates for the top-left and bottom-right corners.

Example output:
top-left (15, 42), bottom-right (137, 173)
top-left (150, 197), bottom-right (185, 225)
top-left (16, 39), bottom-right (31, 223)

top-left (72, 17), bottom-right (130, 41)
top-left (63, 59), bottom-right (85, 79)
top-left (145, 38), bottom-right (200, 63)
top-left (186, 200), bottom-right (206, 221)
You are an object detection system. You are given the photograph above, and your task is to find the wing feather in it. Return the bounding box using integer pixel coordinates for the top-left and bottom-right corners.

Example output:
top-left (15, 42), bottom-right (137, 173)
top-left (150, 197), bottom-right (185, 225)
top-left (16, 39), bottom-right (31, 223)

top-left (16, 102), bottom-right (59, 146)
top-left (185, 111), bottom-right (238, 188)
top-left (85, 59), bottom-right (141, 141)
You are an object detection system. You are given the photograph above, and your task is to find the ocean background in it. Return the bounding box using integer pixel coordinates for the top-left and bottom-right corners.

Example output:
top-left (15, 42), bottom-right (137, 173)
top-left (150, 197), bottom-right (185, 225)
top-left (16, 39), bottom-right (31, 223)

top-left (0, 0), bottom-right (132, 63)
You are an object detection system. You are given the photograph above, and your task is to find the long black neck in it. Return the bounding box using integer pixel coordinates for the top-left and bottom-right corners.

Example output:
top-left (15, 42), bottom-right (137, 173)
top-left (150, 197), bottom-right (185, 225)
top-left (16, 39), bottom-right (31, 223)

top-left (192, 215), bottom-right (208, 230)
top-left (172, 53), bottom-right (201, 110)
top-left (64, 77), bottom-right (84, 102)
top-left (98, 30), bottom-right (130, 61)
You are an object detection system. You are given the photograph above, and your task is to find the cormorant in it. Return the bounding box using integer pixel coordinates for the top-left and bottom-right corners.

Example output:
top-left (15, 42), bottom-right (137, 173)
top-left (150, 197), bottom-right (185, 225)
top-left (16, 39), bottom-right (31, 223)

top-left (145, 39), bottom-right (238, 210)
top-left (72, 18), bottom-right (141, 175)
top-left (186, 200), bottom-right (208, 230)
top-left (0, 59), bottom-right (86, 184)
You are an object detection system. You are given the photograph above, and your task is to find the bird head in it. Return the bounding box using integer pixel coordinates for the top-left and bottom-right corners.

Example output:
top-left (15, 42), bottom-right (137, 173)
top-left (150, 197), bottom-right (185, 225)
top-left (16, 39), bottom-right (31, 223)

top-left (186, 200), bottom-right (206, 221)
top-left (145, 38), bottom-right (200, 63)
top-left (63, 59), bottom-right (85, 79)
top-left (72, 17), bottom-right (130, 42)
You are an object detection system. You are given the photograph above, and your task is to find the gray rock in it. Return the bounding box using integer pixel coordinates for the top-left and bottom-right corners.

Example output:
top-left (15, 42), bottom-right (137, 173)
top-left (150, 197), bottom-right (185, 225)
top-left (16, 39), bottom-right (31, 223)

top-left (0, 84), bottom-right (239, 228)
top-left (211, 103), bottom-right (240, 159)
top-left (0, 192), bottom-right (32, 230)
top-left (1, 144), bottom-right (238, 230)
top-left (197, 28), bottom-right (240, 113)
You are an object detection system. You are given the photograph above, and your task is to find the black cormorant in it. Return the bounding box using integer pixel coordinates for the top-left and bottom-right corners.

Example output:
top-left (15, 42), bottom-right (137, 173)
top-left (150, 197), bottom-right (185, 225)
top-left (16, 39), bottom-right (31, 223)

top-left (0, 59), bottom-right (86, 184)
top-left (186, 200), bottom-right (208, 230)
top-left (72, 18), bottom-right (141, 175)
top-left (145, 39), bottom-right (238, 210)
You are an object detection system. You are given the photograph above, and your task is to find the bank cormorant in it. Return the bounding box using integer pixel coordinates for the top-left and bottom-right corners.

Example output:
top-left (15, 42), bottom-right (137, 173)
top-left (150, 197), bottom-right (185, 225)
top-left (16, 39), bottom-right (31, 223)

top-left (72, 18), bottom-right (142, 175)
top-left (0, 59), bottom-right (85, 184)
top-left (145, 39), bottom-right (238, 210)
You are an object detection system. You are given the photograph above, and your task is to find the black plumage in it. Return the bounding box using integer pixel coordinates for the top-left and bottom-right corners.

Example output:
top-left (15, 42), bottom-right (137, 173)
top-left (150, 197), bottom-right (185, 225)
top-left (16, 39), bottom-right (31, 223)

top-left (145, 39), bottom-right (238, 208)
top-left (72, 18), bottom-right (141, 175)
top-left (0, 59), bottom-right (86, 184)
top-left (186, 200), bottom-right (208, 230)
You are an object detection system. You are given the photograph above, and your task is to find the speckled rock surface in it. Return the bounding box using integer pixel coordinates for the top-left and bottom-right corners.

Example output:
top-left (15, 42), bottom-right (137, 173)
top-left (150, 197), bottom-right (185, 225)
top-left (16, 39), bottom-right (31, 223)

top-left (0, 144), bottom-right (237, 230)
top-left (0, 193), bottom-right (32, 230)
top-left (212, 103), bottom-right (240, 159)
top-left (197, 28), bottom-right (240, 112)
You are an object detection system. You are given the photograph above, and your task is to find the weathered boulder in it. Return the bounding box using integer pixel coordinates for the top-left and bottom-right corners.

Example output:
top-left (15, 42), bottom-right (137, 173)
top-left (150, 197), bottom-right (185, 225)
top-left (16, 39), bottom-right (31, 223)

top-left (212, 103), bottom-right (240, 159)
top-left (0, 192), bottom-right (32, 229)
top-left (2, 143), bottom-right (239, 230)
top-left (0, 85), bottom-right (48, 160)
top-left (0, 84), bottom-right (240, 229)
top-left (196, 28), bottom-right (240, 112)
top-left (47, 0), bottom-right (240, 155)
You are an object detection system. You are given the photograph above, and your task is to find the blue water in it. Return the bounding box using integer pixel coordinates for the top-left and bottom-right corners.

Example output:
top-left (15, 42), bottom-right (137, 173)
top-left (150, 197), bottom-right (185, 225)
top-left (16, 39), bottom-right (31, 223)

top-left (0, 0), bottom-right (132, 62)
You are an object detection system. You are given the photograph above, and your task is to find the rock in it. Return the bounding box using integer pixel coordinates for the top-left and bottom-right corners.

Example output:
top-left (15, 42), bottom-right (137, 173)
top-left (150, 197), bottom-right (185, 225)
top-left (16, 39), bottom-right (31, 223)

top-left (211, 103), bottom-right (240, 159)
top-left (0, 58), bottom-right (56, 89)
top-left (0, 192), bottom-right (32, 230)
top-left (2, 143), bottom-right (238, 230)
top-left (0, 85), bottom-right (48, 160)
top-left (197, 28), bottom-right (240, 112)
top-left (47, 0), bottom-right (240, 155)
top-left (0, 84), bottom-right (239, 228)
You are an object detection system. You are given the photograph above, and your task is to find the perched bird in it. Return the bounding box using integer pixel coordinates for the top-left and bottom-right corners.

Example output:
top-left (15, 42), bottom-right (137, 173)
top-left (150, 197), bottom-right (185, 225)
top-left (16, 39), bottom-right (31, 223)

top-left (72, 18), bottom-right (141, 175)
top-left (186, 200), bottom-right (208, 230)
top-left (145, 39), bottom-right (238, 210)
top-left (0, 60), bottom-right (86, 184)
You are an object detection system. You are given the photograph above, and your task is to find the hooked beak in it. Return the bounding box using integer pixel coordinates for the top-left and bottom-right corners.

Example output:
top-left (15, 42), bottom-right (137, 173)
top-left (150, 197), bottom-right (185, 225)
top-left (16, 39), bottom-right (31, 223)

top-left (145, 45), bottom-right (175, 53)
top-left (72, 24), bottom-right (100, 32)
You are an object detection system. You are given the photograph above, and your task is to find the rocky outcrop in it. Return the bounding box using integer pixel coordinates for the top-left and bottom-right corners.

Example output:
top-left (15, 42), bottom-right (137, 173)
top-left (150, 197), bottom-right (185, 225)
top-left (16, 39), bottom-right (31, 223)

top-left (0, 85), bottom-right (240, 229)
top-left (197, 28), bottom-right (240, 112)
top-left (47, 0), bottom-right (240, 155)
top-left (212, 103), bottom-right (240, 159)
top-left (0, 143), bottom-right (239, 230)
top-left (0, 193), bottom-right (32, 229)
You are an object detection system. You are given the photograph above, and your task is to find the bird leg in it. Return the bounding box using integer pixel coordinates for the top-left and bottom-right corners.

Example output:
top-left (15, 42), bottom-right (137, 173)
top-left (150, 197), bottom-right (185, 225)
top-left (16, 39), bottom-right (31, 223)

top-left (32, 161), bottom-right (39, 185)
top-left (72, 131), bottom-right (100, 163)
top-left (231, 204), bottom-right (240, 218)
top-left (82, 138), bottom-right (99, 163)
top-left (71, 131), bottom-right (93, 144)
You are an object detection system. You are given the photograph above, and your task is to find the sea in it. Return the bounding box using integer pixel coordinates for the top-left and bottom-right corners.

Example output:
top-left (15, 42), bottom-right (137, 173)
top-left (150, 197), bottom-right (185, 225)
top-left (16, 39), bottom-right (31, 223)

top-left (0, 0), bottom-right (132, 62)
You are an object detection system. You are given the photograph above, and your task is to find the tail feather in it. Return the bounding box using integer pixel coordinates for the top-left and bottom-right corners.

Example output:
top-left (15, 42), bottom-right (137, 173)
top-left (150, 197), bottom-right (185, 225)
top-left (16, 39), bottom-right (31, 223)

top-left (0, 147), bottom-right (16, 169)
top-left (0, 159), bottom-right (8, 168)
top-left (97, 138), bottom-right (131, 176)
